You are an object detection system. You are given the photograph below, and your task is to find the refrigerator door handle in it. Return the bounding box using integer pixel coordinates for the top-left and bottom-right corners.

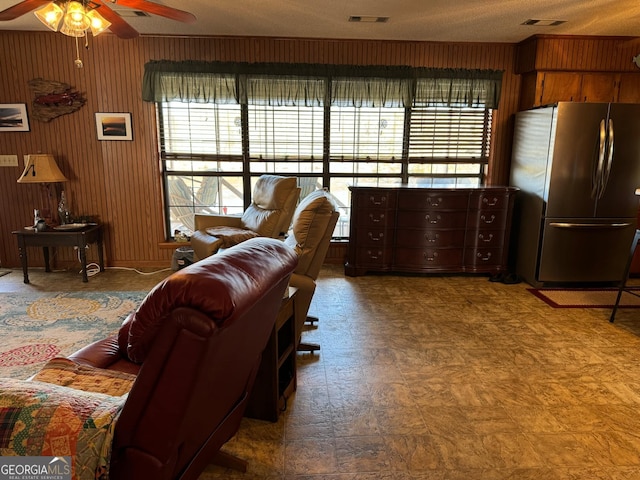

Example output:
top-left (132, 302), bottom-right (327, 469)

top-left (549, 222), bottom-right (632, 229)
top-left (599, 118), bottom-right (614, 199)
top-left (591, 119), bottom-right (607, 199)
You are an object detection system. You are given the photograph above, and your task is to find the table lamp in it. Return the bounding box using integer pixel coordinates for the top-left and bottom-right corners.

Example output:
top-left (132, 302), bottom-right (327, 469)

top-left (17, 154), bottom-right (68, 225)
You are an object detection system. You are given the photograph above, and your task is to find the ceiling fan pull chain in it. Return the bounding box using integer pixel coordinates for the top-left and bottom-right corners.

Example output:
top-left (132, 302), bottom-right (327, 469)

top-left (74, 36), bottom-right (83, 68)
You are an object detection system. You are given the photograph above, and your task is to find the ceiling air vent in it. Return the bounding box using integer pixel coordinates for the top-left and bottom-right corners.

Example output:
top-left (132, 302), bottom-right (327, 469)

top-left (522, 19), bottom-right (566, 27)
top-left (114, 10), bottom-right (151, 18)
top-left (349, 16), bottom-right (389, 23)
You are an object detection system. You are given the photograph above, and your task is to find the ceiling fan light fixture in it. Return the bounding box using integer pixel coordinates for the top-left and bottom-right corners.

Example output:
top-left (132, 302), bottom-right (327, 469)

top-left (59, 22), bottom-right (85, 37)
top-left (64, 1), bottom-right (91, 31)
top-left (34, 2), bottom-right (64, 31)
top-left (86, 8), bottom-right (111, 36)
top-left (26, 0), bottom-right (194, 66)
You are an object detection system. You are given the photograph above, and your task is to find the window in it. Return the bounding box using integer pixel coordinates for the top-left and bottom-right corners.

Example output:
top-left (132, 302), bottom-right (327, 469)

top-left (248, 104), bottom-right (324, 174)
top-left (408, 104), bottom-right (491, 187)
top-left (159, 101), bottom-right (246, 235)
top-left (150, 65), bottom-right (499, 239)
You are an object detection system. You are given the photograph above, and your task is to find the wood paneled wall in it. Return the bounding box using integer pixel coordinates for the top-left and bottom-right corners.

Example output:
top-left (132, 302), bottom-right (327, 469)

top-left (516, 35), bottom-right (640, 73)
top-left (0, 32), bottom-right (631, 268)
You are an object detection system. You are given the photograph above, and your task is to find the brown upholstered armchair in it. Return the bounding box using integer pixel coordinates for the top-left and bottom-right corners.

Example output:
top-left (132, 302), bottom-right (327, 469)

top-left (0, 238), bottom-right (297, 479)
top-left (191, 175), bottom-right (300, 261)
top-left (284, 189), bottom-right (340, 352)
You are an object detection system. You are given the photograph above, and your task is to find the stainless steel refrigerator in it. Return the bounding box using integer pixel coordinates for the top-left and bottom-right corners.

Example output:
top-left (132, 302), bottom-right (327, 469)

top-left (510, 102), bottom-right (640, 286)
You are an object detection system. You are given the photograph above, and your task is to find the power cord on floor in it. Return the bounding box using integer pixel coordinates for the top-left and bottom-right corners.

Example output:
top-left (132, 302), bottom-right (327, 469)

top-left (76, 249), bottom-right (172, 278)
top-left (82, 263), bottom-right (172, 277)
top-left (107, 266), bottom-right (172, 275)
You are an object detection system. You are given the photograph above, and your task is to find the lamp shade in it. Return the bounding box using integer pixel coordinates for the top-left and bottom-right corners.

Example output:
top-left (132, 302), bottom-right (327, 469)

top-left (86, 9), bottom-right (111, 36)
top-left (34, 2), bottom-right (64, 32)
top-left (17, 154), bottom-right (68, 183)
top-left (64, 1), bottom-right (91, 30)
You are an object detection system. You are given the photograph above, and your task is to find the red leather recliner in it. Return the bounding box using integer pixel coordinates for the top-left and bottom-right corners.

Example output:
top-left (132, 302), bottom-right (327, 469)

top-left (57, 237), bottom-right (297, 479)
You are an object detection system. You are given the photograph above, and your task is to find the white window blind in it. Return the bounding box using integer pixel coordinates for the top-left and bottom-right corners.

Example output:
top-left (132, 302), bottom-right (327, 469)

top-left (160, 101), bottom-right (242, 158)
top-left (409, 105), bottom-right (490, 160)
top-left (329, 106), bottom-right (404, 162)
top-left (408, 104), bottom-right (491, 185)
top-left (248, 105), bottom-right (324, 161)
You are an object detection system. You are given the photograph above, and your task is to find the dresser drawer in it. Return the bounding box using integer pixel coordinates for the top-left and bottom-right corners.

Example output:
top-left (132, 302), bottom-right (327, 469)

top-left (464, 247), bottom-right (505, 267)
top-left (354, 210), bottom-right (395, 229)
top-left (470, 192), bottom-right (511, 210)
top-left (397, 210), bottom-right (468, 229)
top-left (397, 191), bottom-right (469, 210)
top-left (354, 228), bottom-right (393, 247)
top-left (396, 228), bottom-right (466, 247)
top-left (394, 247), bottom-right (464, 267)
top-left (465, 229), bottom-right (505, 248)
top-left (467, 209), bottom-right (508, 229)
top-left (354, 191), bottom-right (397, 209)
top-left (354, 247), bottom-right (394, 266)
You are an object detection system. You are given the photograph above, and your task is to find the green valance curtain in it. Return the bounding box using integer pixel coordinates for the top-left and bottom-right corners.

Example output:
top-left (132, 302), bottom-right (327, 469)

top-left (246, 76), bottom-right (326, 106)
top-left (142, 71), bottom-right (238, 104)
top-left (142, 61), bottom-right (503, 109)
top-left (331, 77), bottom-right (412, 108)
top-left (414, 69), bottom-right (502, 108)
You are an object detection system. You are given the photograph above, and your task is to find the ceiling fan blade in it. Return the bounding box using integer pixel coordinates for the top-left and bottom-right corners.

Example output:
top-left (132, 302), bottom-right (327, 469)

top-left (94, 1), bottom-right (139, 38)
top-left (113, 0), bottom-right (196, 23)
top-left (0, 0), bottom-right (50, 21)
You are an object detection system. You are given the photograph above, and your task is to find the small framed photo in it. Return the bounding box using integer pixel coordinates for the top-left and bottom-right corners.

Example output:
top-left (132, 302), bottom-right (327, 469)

top-left (0, 103), bottom-right (30, 132)
top-left (95, 112), bottom-right (133, 141)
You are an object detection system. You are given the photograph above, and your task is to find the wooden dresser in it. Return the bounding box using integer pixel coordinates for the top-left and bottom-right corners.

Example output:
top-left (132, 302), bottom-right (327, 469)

top-left (345, 186), bottom-right (518, 277)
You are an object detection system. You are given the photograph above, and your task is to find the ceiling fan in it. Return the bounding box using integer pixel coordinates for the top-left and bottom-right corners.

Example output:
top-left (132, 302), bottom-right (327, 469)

top-left (0, 0), bottom-right (196, 39)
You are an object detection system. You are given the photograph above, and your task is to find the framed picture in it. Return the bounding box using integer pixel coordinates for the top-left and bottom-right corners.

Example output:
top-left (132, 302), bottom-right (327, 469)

top-left (95, 112), bottom-right (133, 141)
top-left (0, 103), bottom-right (30, 132)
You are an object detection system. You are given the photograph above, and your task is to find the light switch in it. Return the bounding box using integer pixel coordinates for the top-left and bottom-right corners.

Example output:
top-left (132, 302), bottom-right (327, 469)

top-left (0, 155), bottom-right (18, 167)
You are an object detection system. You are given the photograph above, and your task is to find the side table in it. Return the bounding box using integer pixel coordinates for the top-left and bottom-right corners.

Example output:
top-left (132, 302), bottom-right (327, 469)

top-left (12, 224), bottom-right (105, 284)
top-left (245, 286), bottom-right (298, 422)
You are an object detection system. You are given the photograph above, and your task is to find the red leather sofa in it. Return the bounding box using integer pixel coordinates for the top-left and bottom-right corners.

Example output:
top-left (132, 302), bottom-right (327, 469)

top-left (10, 237), bottom-right (297, 479)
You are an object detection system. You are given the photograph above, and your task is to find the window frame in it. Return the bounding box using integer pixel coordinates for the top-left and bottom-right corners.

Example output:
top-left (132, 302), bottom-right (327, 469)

top-left (157, 74), bottom-right (495, 240)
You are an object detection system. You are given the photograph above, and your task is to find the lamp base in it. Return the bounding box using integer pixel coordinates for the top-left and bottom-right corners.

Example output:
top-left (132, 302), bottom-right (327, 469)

top-left (40, 183), bottom-right (61, 226)
top-left (39, 207), bottom-right (54, 226)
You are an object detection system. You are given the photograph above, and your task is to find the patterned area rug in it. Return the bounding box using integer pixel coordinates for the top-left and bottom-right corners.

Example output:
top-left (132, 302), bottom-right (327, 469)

top-left (0, 291), bottom-right (146, 379)
top-left (528, 287), bottom-right (640, 308)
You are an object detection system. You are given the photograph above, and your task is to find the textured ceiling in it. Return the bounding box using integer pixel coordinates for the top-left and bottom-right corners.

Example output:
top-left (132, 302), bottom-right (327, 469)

top-left (0, 0), bottom-right (640, 43)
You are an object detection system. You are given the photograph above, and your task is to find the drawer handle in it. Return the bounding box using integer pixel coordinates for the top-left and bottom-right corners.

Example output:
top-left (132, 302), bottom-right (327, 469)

top-left (480, 214), bottom-right (496, 224)
top-left (425, 233), bottom-right (440, 243)
top-left (424, 251), bottom-right (439, 261)
top-left (369, 213), bottom-right (385, 223)
top-left (369, 196), bottom-right (387, 206)
top-left (426, 197), bottom-right (442, 207)
top-left (477, 252), bottom-right (492, 261)
top-left (479, 233), bottom-right (493, 243)
top-left (425, 214), bottom-right (441, 224)
top-left (367, 250), bottom-right (382, 260)
top-left (368, 232), bottom-right (384, 241)
top-left (482, 197), bottom-right (499, 207)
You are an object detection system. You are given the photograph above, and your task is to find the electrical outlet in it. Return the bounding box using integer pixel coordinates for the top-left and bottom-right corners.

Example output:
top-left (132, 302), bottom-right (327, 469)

top-left (0, 155), bottom-right (18, 167)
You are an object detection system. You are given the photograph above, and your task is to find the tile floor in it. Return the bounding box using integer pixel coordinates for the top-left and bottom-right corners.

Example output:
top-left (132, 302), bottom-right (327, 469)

top-left (3, 264), bottom-right (640, 479)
